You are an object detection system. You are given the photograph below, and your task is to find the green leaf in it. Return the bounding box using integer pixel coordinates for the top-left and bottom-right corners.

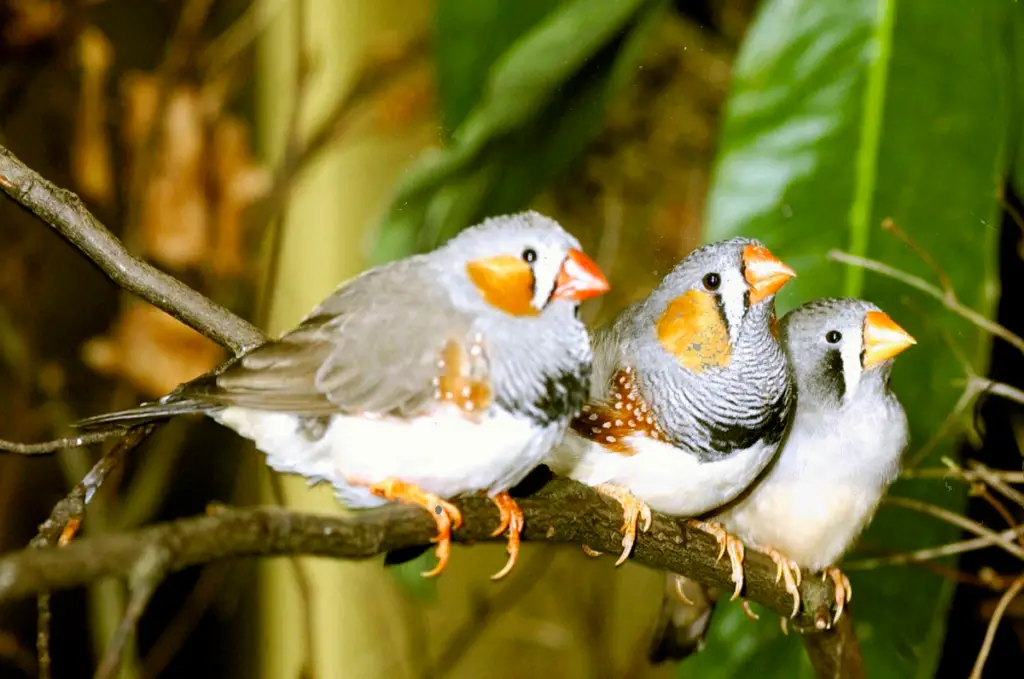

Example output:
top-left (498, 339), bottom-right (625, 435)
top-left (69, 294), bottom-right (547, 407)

top-left (685, 0), bottom-right (1014, 677)
top-left (370, 0), bottom-right (662, 265)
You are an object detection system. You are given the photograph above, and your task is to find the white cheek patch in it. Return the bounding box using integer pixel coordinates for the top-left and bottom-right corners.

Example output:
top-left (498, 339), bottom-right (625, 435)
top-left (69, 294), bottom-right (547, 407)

top-left (532, 253), bottom-right (562, 309)
top-left (840, 332), bottom-right (864, 401)
top-left (720, 274), bottom-right (747, 345)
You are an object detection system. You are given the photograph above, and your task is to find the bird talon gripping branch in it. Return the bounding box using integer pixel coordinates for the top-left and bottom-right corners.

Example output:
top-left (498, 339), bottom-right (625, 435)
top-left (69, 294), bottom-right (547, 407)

top-left (823, 566), bottom-right (853, 625)
top-left (488, 491), bottom-right (524, 580)
top-left (595, 483), bottom-right (652, 565)
top-left (688, 520), bottom-right (746, 601)
top-left (359, 477), bottom-right (462, 577)
top-left (759, 545), bottom-right (802, 618)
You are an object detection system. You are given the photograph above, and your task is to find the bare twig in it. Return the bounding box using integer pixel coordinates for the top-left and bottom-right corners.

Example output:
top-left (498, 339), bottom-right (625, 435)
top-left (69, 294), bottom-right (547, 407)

top-left (880, 218), bottom-right (954, 295)
top-left (95, 546), bottom-right (169, 679)
top-left (201, 0), bottom-right (292, 79)
top-left (140, 562), bottom-right (231, 679)
top-left (428, 553), bottom-right (555, 678)
top-left (969, 575), bottom-right (1024, 679)
top-left (844, 526), bottom-right (1024, 570)
top-left (252, 32), bottom-right (429, 235)
top-left (883, 496), bottom-right (1024, 561)
top-left (0, 429), bottom-right (128, 455)
top-left (967, 460), bottom-right (1024, 509)
top-left (30, 425), bottom-right (156, 678)
top-left (901, 468), bottom-right (1024, 484)
top-left (0, 144), bottom-right (265, 353)
top-left (828, 249), bottom-right (1024, 354)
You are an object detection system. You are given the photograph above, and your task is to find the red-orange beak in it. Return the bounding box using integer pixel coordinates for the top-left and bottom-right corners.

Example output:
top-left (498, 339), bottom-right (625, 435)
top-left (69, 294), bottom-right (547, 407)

top-left (863, 310), bottom-right (916, 368)
top-left (552, 249), bottom-right (610, 302)
top-left (743, 243), bottom-right (797, 304)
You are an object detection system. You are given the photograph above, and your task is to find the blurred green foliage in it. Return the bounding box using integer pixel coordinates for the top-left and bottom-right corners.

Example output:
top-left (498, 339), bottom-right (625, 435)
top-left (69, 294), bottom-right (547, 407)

top-left (687, 0), bottom-right (1017, 677)
top-left (370, 0), bottom-right (664, 265)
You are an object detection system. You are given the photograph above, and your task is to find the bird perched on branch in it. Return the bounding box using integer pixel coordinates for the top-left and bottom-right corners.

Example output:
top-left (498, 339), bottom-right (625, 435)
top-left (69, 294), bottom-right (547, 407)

top-left (76, 211), bottom-right (610, 580)
top-left (648, 298), bottom-right (915, 664)
top-left (546, 237), bottom-right (796, 593)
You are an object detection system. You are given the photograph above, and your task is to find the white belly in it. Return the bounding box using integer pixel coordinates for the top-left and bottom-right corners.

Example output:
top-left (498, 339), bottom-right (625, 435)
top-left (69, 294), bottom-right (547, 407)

top-left (548, 430), bottom-right (779, 517)
top-left (719, 481), bottom-right (880, 571)
top-left (214, 405), bottom-right (558, 508)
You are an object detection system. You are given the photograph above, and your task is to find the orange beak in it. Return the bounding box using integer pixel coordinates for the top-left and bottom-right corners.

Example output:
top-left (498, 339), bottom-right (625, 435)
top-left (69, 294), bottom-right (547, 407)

top-left (743, 243), bottom-right (797, 304)
top-left (552, 249), bottom-right (610, 302)
top-left (863, 310), bottom-right (916, 368)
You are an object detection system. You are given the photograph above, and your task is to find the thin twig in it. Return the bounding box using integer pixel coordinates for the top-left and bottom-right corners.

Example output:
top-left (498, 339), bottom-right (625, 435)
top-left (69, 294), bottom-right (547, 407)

top-left (95, 546), bottom-right (169, 679)
top-left (428, 553), bottom-right (555, 678)
top-left (0, 144), bottom-right (265, 353)
top-left (30, 425), bottom-right (156, 677)
top-left (901, 468), bottom-right (1024, 483)
top-left (828, 249), bottom-right (1024, 354)
top-left (0, 429), bottom-right (128, 455)
top-left (883, 496), bottom-right (1024, 561)
top-left (880, 218), bottom-right (954, 295)
top-left (844, 526), bottom-right (1024, 570)
top-left (140, 562), bottom-right (231, 679)
top-left (251, 32), bottom-right (429, 236)
top-left (201, 0), bottom-right (292, 79)
top-left (969, 575), bottom-right (1024, 679)
top-left (966, 461), bottom-right (1024, 509)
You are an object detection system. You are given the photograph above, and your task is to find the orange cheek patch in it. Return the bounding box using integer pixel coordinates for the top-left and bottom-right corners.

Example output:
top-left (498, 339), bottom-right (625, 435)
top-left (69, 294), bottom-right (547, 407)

top-left (570, 368), bottom-right (667, 455)
top-left (656, 290), bottom-right (731, 373)
top-left (466, 255), bottom-right (538, 317)
top-left (433, 338), bottom-right (492, 418)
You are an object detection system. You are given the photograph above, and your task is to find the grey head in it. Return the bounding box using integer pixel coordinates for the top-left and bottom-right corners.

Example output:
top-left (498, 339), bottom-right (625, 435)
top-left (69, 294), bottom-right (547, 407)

top-left (429, 211), bottom-right (611, 425)
top-left (781, 297), bottom-right (917, 409)
top-left (607, 237), bottom-right (798, 459)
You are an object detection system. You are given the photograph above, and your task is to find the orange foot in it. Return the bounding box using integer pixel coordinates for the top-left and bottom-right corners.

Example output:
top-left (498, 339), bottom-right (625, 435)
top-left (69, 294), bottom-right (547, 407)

top-left (822, 566), bottom-right (853, 626)
top-left (58, 517), bottom-right (81, 546)
top-left (757, 545), bottom-right (802, 618)
top-left (488, 491), bottom-right (524, 580)
top-left (687, 520), bottom-right (745, 601)
top-left (596, 484), bottom-right (652, 565)
top-left (354, 477), bottom-right (462, 578)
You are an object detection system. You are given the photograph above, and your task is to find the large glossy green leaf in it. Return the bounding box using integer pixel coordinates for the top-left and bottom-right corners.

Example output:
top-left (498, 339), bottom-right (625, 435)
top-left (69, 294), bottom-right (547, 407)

top-left (683, 0), bottom-right (1015, 677)
top-left (369, 0), bottom-right (662, 265)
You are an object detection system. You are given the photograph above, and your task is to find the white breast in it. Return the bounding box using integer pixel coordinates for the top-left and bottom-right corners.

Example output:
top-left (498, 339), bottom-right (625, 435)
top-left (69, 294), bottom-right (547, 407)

top-left (547, 430), bottom-right (779, 517)
top-left (716, 397), bottom-right (906, 570)
top-left (214, 405), bottom-right (559, 508)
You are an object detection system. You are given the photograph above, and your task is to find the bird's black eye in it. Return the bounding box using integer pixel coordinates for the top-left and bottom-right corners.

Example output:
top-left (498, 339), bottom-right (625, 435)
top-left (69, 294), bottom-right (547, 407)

top-left (522, 248), bottom-right (537, 264)
top-left (702, 273), bottom-right (721, 291)
top-left (826, 330), bottom-right (842, 344)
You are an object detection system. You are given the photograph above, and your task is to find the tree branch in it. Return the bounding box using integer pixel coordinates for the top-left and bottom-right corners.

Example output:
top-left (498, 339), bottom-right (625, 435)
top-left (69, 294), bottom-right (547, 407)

top-left (0, 143), bottom-right (265, 354)
top-left (0, 478), bottom-right (854, 669)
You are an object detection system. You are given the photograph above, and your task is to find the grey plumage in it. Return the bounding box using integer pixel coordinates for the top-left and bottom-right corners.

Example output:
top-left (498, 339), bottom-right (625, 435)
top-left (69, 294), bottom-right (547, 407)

top-left (647, 297), bottom-right (913, 664)
top-left (77, 211), bottom-right (593, 431)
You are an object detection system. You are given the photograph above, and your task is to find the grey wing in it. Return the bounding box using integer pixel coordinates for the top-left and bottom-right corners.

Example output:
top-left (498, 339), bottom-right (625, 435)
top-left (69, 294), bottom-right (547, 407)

top-left (196, 263), bottom-right (476, 417)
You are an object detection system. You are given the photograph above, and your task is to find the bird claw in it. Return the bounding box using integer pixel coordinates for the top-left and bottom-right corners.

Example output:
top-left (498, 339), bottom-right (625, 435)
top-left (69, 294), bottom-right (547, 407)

top-left (353, 477), bottom-right (462, 577)
top-left (671, 574), bottom-right (694, 606)
top-left (741, 599), bottom-right (760, 621)
top-left (822, 566), bottom-right (852, 626)
top-left (759, 546), bottom-right (802, 618)
top-left (488, 491), bottom-right (524, 580)
top-left (595, 484), bottom-right (652, 565)
top-left (581, 545), bottom-right (603, 558)
top-left (688, 520), bottom-right (745, 600)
